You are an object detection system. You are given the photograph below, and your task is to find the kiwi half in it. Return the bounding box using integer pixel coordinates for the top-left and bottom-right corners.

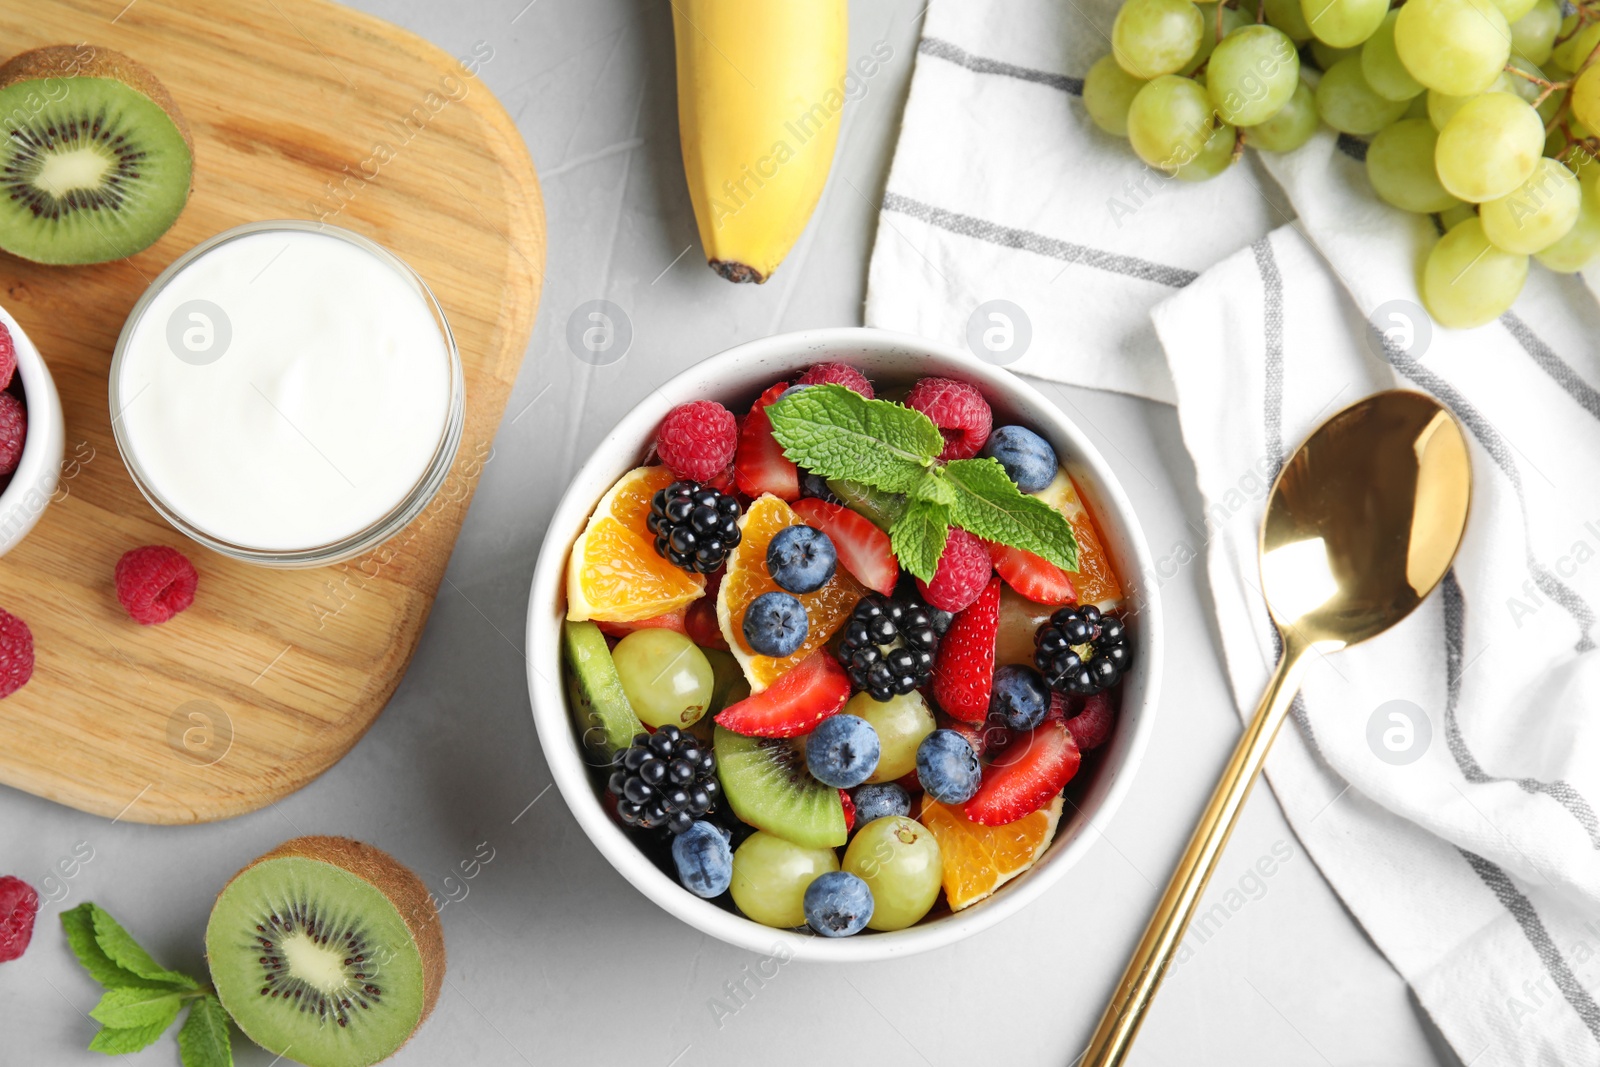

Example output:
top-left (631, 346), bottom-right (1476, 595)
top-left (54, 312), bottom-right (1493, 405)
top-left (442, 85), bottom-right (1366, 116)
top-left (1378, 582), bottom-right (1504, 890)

top-left (205, 837), bottom-right (444, 1067)
top-left (714, 726), bottom-right (847, 849)
top-left (0, 44), bottom-right (193, 265)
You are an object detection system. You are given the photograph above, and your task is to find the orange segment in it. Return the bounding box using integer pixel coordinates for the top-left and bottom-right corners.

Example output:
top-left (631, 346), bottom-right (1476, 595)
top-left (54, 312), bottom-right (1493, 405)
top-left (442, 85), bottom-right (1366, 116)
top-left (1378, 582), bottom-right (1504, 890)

top-left (567, 466), bottom-right (705, 623)
top-left (718, 494), bottom-right (867, 691)
top-left (919, 793), bottom-right (1062, 911)
top-left (1034, 470), bottom-right (1123, 607)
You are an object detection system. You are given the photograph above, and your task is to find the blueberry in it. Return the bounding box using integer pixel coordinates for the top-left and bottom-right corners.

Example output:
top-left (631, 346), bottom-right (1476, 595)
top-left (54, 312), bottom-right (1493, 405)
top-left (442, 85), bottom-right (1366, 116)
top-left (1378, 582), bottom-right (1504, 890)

top-left (742, 591), bottom-right (809, 656)
top-left (982, 425), bottom-right (1057, 493)
top-left (672, 820), bottom-right (733, 898)
top-left (778, 384), bottom-right (812, 402)
top-left (804, 870), bottom-right (874, 937)
top-left (766, 524), bottom-right (837, 594)
top-left (850, 782), bottom-right (911, 825)
top-left (799, 470), bottom-right (841, 503)
top-left (805, 714), bottom-right (881, 788)
top-left (916, 729), bottom-right (982, 804)
top-left (990, 664), bottom-right (1051, 730)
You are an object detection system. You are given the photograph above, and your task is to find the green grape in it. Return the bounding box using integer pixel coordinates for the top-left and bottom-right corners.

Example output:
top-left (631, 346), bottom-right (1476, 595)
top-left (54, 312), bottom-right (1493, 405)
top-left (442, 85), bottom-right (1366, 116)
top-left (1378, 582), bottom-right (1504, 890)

top-left (842, 816), bottom-right (943, 931)
top-left (1428, 63), bottom-right (1553, 131)
top-left (1175, 120), bottom-right (1239, 181)
top-left (1422, 217), bottom-right (1528, 328)
top-left (1536, 174), bottom-right (1600, 271)
top-left (847, 690), bottom-right (934, 783)
top-left (1207, 25), bottom-right (1301, 125)
top-left (730, 831), bottom-right (839, 929)
top-left (1479, 157), bottom-right (1581, 252)
top-left (1490, 0), bottom-right (1539, 24)
top-left (1128, 75), bottom-right (1226, 173)
top-left (1551, 21), bottom-right (1600, 71)
top-left (1084, 54), bottom-right (1148, 136)
top-left (1301, 0), bottom-right (1387, 48)
top-left (1112, 0), bottom-right (1206, 77)
top-left (1311, 40), bottom-right (1359, 71)
top-left (1440, 202), bottom-right (1480, 228)
top-left (1395, 0), bottom-right (1511, 96)
top-left (1574, 65), bottom-right (1600, 133)
top-left (1435, 92), bottom-right (1544, 201)
top-left (1264, 0), bottom-right (1314, 43)
top-left (1404, 93), bottom-right (1432, 119)
top-left (1184, 3), bottom-right (1252, 75)
top-left (1510, 0), bottom-right (1562, 65)
top-left (1246, 78), bottom-right (1320, 151)
top-left (611, 629), bottom-right (714, 729)
top-left (1366, 119), bottom-right (1464, 212)
top-left (1361, 12), bottom-right (1425, 101)
top-left (1315, 56), bottom-right (1408, 133)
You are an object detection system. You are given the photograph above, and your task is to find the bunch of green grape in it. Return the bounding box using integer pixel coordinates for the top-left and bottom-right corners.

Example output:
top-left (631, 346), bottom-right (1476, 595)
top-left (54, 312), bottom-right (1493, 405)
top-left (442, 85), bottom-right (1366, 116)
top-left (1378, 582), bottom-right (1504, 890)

top-left (1085, 0), bottom-right (1600, 328)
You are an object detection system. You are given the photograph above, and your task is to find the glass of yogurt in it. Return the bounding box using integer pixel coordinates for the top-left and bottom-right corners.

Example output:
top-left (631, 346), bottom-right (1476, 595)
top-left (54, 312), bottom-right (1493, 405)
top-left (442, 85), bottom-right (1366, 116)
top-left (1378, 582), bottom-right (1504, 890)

top-left (111, 221), bottom-right (465, 567)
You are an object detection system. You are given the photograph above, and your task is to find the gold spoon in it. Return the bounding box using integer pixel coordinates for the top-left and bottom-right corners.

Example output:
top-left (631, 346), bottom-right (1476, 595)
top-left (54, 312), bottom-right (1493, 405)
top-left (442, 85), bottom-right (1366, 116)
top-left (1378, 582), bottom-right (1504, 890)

top-left (1082, 389), bottom-right (1472, 1066)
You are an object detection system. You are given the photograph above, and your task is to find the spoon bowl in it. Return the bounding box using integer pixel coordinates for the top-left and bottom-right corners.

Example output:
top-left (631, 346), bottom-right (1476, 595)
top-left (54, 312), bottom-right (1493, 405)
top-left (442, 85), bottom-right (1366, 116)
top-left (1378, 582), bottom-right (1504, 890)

top-left (1084, 389), bottom-right (1471, 1065)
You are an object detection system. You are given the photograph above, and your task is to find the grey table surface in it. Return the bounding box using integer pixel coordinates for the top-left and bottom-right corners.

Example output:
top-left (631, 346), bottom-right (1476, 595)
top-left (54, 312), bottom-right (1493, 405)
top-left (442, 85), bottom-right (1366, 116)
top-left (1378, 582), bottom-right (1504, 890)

top-left (0, 2), bottom-right (1463, 1064)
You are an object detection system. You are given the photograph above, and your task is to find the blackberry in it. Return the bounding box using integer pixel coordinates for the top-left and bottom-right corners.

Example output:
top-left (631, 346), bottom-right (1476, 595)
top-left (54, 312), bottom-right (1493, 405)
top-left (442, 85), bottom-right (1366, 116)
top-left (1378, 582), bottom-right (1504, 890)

top-left (646, 480), bottom-right (741, 574)
top-left (1033, 605), bottom-right (1131, 696)
top-left (836, 593), bottom-right (941, 700)
top-left (608, 726), bottom-right (721, 836)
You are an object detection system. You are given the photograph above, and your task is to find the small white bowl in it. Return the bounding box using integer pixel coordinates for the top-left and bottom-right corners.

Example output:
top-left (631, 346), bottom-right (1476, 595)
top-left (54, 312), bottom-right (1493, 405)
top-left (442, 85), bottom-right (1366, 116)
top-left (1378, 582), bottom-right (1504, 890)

top-left (0, 307), bottom-right (63, 557)
top-left (525, 327), bottom-right (1162, 962)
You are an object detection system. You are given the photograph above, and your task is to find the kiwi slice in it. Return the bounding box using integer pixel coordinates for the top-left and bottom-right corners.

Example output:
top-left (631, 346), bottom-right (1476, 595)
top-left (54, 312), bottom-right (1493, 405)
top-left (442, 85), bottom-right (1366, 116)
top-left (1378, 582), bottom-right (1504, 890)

top-left (714, 726), bottom-right (847, 849)
top-left (826, 478), bottom-right (905, 531)
top-left (205, 837), bottom-right (444, 1067)
top-left (0, 45), bottom-right (193, 265)
top-left (564, 620), bottom-right (645, 755)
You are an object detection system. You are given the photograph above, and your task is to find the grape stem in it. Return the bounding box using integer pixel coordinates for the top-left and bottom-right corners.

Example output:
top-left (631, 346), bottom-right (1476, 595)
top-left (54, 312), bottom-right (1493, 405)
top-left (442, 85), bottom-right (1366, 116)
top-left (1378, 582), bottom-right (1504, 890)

top-left (1232, 127), bottom-right (1247, 164)
top-left (1501, 63), bottom-right (1570, 110)
top-left (1215, 0), bottom-right (1225, 42)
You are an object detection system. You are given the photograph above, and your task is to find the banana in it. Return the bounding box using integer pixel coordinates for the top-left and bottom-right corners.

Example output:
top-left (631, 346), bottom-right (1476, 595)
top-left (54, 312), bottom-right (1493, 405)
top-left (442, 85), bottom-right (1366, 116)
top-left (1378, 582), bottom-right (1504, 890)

top-left (672, 0), bottom-right (848, 283)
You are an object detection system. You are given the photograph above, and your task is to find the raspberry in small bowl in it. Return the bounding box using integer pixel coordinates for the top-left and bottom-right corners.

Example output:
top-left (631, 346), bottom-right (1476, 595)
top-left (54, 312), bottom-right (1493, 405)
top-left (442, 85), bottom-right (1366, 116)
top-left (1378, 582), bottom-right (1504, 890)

top-left (526, 327), bottom-right (1161, 962)
top-left (0, 309), bottom-right (65, 559)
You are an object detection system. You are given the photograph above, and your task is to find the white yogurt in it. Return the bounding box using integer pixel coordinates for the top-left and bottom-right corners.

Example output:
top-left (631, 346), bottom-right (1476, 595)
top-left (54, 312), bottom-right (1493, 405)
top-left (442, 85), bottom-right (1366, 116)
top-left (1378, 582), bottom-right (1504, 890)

top-left (116, 228), bottom-right (453, 553)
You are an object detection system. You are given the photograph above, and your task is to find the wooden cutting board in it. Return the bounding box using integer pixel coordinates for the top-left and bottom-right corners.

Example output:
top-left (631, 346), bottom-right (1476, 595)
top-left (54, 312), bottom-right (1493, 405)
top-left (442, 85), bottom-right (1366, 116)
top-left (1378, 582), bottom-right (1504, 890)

top-left (0, 0), bottom-right (545, 822)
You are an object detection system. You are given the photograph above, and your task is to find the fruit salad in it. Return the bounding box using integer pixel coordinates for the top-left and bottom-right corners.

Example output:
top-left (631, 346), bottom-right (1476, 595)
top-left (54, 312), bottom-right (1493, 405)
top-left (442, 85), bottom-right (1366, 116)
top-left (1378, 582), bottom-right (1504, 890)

top-left (561, 362), bottom-right (1133, 936)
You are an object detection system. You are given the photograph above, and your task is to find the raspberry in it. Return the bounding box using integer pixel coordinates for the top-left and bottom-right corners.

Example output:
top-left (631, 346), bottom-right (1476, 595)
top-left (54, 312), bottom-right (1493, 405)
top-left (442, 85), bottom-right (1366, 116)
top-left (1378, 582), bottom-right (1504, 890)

top-left (115, 546), bottom-right (199, 625)
top-left (906, 377), bottom-right (992, 460)
top-left (916, 528), bottom-right (993, 613)
top-left (0, 322), bottom-right (15, 391)
top-left (0, 610), bottom-right (32, 699)
top-left (796, 362), bottom-right (874, 398)
top-left (656, 400), bottom-right (738, 483)
top-left (0, 393), bottom-right (24, 477)
top-left (0, 876), bottom-right (38, 963)
top-left (1065, 691), bottom-right (1115, 751)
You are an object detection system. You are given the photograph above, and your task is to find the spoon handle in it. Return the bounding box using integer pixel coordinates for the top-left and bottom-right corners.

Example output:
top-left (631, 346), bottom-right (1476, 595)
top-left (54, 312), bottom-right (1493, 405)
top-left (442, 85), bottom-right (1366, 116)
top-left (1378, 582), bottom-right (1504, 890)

top-left (1081, 636), bottom-right (1311, 1067)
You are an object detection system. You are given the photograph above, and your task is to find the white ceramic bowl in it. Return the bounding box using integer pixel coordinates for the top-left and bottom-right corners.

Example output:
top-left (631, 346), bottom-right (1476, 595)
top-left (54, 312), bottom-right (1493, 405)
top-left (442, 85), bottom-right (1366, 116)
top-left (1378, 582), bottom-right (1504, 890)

top-left (526, 327), bottom-right (1162, 962)
top-left (0, 306), bottom-right (63, 557)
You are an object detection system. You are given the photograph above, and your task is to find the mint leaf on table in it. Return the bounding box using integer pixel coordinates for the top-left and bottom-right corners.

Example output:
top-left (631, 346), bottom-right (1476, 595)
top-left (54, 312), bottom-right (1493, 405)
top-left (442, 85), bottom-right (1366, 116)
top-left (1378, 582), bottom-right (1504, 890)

top-left (90, 904), bottom-right (200, 989)
top-left (944, 458), bottom-right (1079, 572)
top-left (178, 995), bottom-right (234, 1067)
top-left (767, 385), bottom-right (942, 493)
top-left (91, 986), bottom-right (188, 1029)
top-left (90, 1019), bottom-right (178, 1055)
top-left (890, 499), bottom-right (950, 583)
top-left (61, 904), bottom-right (169, 990)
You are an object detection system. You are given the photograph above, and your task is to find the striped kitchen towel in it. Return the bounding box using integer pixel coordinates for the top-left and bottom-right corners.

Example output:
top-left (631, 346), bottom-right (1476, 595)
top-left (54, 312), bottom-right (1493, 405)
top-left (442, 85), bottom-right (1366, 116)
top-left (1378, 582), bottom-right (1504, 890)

top-left (862, 0), bottom-right (1288, 402)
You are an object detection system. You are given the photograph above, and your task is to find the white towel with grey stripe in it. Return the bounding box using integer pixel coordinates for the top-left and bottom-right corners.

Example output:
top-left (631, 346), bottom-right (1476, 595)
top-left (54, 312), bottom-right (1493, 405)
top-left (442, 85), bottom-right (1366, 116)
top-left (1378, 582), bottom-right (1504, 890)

top-left (862, 0), bottom-right (1290, 403)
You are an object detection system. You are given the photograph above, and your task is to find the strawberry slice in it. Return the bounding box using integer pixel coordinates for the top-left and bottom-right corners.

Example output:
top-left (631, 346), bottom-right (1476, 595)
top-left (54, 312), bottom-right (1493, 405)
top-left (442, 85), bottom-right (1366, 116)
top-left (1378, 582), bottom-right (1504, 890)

top-left (931, 577), bottom-right (1001, 723)
top-left (791, 497), bottom-right (897, 596)
top-left (596, 607), bottom-right (688, 639)
top-left (734, 383), bottom-right (801, 501)
top-left (1065, 691), bottom-right (1115, 750)
top-left (988, 542), bottom-right (1076, 605)
top-left (964, 720), bottom-right (1081, 826)
top-left (840, 789), bottom-right (857, 833)
top-left (715, 649), bottom-right (849, 737)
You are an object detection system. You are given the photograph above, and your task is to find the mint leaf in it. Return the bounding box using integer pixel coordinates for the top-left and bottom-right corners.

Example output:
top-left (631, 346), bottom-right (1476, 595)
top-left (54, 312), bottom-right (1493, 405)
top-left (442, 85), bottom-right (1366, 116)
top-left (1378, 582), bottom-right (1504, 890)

top-left (90, 905), bottom-right (199, 989)
top-left (91, 986), bottom-right (188, 1029)
top-left (890, 500), bottom-right (949, 583)
top-left (909, 468), bottom-right (956, 507)
top-left (61, 905), bottom-right (168, 991)
top-left (178, 995), bottom-right (234, 1067)
top-left (90, 1017), bottom-right (178, 1055)
top-left (767, 385), bottom-right (942, 493)
top-left (945, 458), bottom-right (1079, 571)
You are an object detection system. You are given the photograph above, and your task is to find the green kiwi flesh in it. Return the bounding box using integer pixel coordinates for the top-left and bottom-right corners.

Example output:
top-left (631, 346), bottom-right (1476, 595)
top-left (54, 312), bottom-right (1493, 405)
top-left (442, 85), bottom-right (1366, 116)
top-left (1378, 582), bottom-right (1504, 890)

top-left (0, 45), bottom-right (193, 265)
top-left (564, 619), bottom-right (646, 755)
top-left (714, 726), bottom-right (847, 848)
top-left (205, 837), bottom-right (444, 1067)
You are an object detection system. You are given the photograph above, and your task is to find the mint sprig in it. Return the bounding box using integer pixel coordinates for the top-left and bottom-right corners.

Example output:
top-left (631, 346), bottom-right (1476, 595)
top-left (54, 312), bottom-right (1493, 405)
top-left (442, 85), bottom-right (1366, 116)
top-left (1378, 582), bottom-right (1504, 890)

top-left (62, 903), bottom-right (233, 1067)
top-left (767, 384), bottom-right (1079, 582)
